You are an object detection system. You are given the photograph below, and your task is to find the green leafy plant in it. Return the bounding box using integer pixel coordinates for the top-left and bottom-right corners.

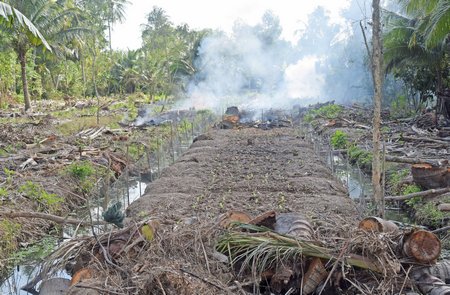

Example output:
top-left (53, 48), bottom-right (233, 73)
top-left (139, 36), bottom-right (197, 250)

top-left (68, 161), bottom-right (94, 180)
top-left (405, 196), bottom-right (422, 207)
top-left (11, 236), bottom-right (56, 264)
top-left (415, 203), bottom-right (445, 228)
top-left (401, 184), bottom-right (421, 195)
top-left (347, 145), bottom-right (373, 171)
top-left (0, 187), bottom-right (8, 198)
top-left (331, 130), bottom-right (348, 149)
top-left (304, 104), bottom-right (343, 123)
top-left (18, 181), bottom-right (63, 212)
top-left (0, 219), bottom-right (21, 262)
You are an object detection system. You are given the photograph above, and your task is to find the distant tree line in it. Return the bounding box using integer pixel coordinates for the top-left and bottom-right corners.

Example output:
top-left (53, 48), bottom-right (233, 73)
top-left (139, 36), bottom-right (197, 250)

top-left (0, 0), bottom-right (448, 115)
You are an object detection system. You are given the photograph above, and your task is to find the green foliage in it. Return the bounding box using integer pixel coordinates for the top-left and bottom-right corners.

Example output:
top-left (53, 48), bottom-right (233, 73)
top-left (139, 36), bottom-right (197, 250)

top-left (405, 196), bottom-right (422, 207)
top-left (415, 202), bottom-right (445, 227)
top-left (0, 219), bottom-right (21, 260)
top-left (388, 168), bottom-right (410, 194)
top-left (347, 145), bottom-right (373, 171)
top-left (402, 184), bottom-right (422, 195)
top-left (390, 95), bottom-right (416, 118)
top-left (0, 2), bottom-right (51, 50)
top-left (11, 236), bottom-right (56, 264)
top-left (0, 186), bottom-right (8, 198)
top-left (304, 104), bottom-right (343, 123)
top-left (67, 161), bottom-right (94, 180)
top-left (330, 130), bottom-right (348, 149)
top-left (383, 1), bottom-right (450, 111)
top-left (18, 181), bottom-right (63, 212)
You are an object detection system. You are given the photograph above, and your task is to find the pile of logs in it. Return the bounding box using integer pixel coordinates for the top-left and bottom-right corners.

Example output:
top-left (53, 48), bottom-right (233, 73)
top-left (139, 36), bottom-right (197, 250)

top-left (216, 210), bottom-right (449, 295)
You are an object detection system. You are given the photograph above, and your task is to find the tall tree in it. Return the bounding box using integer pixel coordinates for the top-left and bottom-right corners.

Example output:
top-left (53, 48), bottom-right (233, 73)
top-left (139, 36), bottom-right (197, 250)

top-left (105, 0), bottom-right (129, 51)
top-left (0, 1), bottom-right (52, 110)
top-left (372, 0), bottom-right (383, 216)
top-left (384, 0), bottom-right (450, 117)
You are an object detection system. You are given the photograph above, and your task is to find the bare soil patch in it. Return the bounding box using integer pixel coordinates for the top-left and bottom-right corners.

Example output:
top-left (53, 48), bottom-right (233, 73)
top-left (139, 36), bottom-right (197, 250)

top-left (127, 127), bottom-right (357, 222)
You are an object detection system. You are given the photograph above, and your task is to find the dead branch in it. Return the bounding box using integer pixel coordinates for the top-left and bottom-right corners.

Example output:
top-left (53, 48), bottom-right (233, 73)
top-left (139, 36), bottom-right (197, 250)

top-left (400, 135), bottom-right (450, 145)
top-left (385, 155), bottom-right (448, 167)
top-left (385, 187), bottom-right (450, 201)
top-left (432, 226), bottom-right (450, 234)
top-left (0, 210), bottom-right (107, 226)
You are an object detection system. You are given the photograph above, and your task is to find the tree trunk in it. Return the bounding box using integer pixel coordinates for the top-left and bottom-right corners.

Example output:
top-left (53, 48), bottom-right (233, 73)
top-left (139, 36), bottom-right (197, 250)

top-left (371, 0), bottom-right (383, 217)
top-left (108, 18), bottom-right (112, 52)
top-left (18, 49), bottom-right (31, 111)
top-left (80, 53), bottom-right (87, 97)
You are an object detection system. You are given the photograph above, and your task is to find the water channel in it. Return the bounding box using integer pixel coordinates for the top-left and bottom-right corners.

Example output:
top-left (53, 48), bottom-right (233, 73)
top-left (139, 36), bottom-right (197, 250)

top-left (0, 112), bottom-right (215, 295)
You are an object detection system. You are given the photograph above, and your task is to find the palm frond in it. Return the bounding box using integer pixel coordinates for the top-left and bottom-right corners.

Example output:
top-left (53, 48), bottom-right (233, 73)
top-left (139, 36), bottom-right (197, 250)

top-left (216, 224), bottom-right (384, 277)
top-left (0, 1), bottom-right (51, 50)
top-left (423, 0), bottom-right (450, 49)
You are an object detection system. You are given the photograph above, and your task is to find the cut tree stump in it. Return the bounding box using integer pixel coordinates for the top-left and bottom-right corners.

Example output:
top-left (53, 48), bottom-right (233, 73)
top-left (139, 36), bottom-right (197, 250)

top-left (411, 164), bottom-right (449, 189)
top-left (358, 217), bottom-right (399, 233)
top-left (402, 230), bottom-right (441, 264)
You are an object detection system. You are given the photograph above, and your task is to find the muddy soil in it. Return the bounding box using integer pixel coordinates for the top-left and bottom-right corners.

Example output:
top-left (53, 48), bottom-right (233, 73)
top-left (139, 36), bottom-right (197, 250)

top-left (127, 127), bottom-right (358, 223)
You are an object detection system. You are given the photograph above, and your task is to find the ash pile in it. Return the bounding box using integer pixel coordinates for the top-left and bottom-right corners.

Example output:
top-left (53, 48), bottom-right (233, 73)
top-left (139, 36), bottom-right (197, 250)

top-left (217, 106), bottom-right (292, 130)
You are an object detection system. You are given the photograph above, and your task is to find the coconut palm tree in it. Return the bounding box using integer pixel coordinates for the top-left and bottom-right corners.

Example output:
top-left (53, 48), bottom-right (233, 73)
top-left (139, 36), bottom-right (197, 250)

top-left (399, 0), bottom-right (450, 49)
top-left (1, 0), bottom-right (84, 111)
top-left (384, 0), bottom-right (449, 116)
top-left (0, 2), bottom-right (50, 50)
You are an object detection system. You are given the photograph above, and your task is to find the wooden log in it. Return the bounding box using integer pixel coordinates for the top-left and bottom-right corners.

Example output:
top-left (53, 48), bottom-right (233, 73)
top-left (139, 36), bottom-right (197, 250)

top-left (413, 260), bottom-right (450, 282)
top-left (412, 273), bottom-right (450, 295)
top-left (301, 258), bottom-right (328, 295)
top-left (0, 210), bottom-right (107, 226)
top-left (385, 155), bottom-right (448, 167)
top-left (217, 210), bottom-right (251, 228)
top-left (412, 164), bottom-right (449, 189)
top-left (402, 230), bottom-right (441, 264)
top-left (358, 217), bottom-right (399, 233)
top-left (402, 135), bottom-right (450, 145)
top-left (385, 187), bottom-right (450, 201)
top-left (249, 210), bottom-right (276, 229)
top-left (286, 218), bottom-right (314, 241)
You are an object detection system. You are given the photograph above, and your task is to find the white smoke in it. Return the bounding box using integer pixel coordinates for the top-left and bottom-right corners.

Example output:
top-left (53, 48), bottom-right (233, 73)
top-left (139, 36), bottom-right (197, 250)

top-left (177, 12), bottom-right (323, 111)
top-left (284, 56), bottom-right (325, 99)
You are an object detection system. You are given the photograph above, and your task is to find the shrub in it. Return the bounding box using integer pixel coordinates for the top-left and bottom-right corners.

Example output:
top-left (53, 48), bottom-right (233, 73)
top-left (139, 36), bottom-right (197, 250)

top-left (18, 181), bottom-right (63, 212)
top-left (347, 145), bottom-right (372, 171)
top-left (331, 130), bottom-right (348, 149)
top-left (304, 104), bottom-right (343, 122)
top-left (68, 161), bottom-right (94, 180)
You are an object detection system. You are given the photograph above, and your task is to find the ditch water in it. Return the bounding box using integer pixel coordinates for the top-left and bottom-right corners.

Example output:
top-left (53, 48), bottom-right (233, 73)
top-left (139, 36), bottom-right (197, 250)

top-left (307, 125), bottom-right (412, 223)
top-left (0, 113), bottom-right (215, 295)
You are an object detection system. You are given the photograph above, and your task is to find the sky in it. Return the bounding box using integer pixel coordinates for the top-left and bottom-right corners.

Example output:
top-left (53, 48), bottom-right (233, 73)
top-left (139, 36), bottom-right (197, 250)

top-left (112, 0), bottom-right (351, 50)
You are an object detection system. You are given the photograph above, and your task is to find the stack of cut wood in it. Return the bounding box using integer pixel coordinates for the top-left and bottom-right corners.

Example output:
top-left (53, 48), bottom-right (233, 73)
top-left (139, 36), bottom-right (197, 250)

top-left (216, 211), bottom-right (448, 295)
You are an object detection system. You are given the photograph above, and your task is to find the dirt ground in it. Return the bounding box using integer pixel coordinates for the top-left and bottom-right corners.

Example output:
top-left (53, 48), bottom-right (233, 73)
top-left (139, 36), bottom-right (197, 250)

top-left (127, 127), bottom-right (358, 223)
